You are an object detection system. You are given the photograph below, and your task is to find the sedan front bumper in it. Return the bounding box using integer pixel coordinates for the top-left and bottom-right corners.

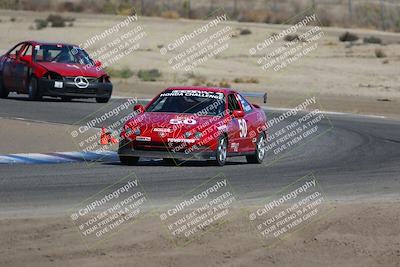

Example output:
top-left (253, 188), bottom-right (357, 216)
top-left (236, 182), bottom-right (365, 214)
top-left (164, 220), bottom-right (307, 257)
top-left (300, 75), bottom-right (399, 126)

top-left (38, 77), bottom-right (112, 98)
top-left (118, 140), bottom-right (216, 160)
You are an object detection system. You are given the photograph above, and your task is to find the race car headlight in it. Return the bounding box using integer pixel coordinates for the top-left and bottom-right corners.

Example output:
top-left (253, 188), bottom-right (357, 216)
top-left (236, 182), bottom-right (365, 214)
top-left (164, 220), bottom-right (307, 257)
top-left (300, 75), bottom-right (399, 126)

top-left (184, 131), bottom-right (192, 138)
top-left (134, 128), bottom-right (141, 135)
top-left (194, 132), bottom-right (202, 139)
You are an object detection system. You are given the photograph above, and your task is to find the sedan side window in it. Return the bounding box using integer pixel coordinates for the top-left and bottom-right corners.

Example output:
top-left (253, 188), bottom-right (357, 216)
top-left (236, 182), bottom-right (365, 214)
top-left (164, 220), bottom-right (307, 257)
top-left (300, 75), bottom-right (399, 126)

top-left (7, 43), bottom-right (25, 59)
top-left (237, 94), bottom-right (253, 113)
top-left (21, 44), bottom-right (33, 56)
top-left (228, 94), bottom-right (241, 113)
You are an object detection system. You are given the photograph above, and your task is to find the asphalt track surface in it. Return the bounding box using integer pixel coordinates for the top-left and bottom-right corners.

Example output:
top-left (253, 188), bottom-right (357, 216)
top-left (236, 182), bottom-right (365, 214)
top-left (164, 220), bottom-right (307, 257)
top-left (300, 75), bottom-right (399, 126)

top-left (1, 96), bottom-right (400, 216)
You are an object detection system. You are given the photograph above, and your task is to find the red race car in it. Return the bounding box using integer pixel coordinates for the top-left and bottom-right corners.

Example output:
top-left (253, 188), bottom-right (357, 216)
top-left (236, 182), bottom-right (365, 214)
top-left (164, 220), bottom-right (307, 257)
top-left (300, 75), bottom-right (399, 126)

top-left (118, 87), bottom-right (268, 166)
top-left (0, 41), bottom-right (112, 102)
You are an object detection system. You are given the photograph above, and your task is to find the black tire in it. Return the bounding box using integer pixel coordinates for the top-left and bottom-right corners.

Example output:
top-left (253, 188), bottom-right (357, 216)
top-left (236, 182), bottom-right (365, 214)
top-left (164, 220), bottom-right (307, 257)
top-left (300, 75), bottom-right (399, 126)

top-left (246, 133), bottom-right (266, 164)
top-left (119, 156), bottom-right (139, 166)
top-left (0, 74), bottom-right (9, 98)
top-left (211, 135), bottom-right (228, 166)
top-left (28, 76), bottom-right (42, 101)
top-left (163, 158), bottom-right (177, 165)
top-left (96, 96), bottom-right (110, 103)
top-left (61, 96), bottom-right (73, 102)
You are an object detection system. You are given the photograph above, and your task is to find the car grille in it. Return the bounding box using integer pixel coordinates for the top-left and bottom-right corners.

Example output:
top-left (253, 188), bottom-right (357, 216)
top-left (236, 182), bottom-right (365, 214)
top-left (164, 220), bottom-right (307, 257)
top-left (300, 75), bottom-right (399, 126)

top-left (65, 88), bottom-right (97, 94)
top-left (135, 141), bottom-right (190, 152)
top-left (64, 76), bottom-right (99, 83)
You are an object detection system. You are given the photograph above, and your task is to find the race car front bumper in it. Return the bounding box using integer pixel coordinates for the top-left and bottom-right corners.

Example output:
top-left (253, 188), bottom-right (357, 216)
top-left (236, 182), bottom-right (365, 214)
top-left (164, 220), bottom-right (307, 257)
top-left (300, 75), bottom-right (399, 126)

top-left (117, 139), bottom-right (216, 160)
top-left (38, 77), bottom-right (112, 98)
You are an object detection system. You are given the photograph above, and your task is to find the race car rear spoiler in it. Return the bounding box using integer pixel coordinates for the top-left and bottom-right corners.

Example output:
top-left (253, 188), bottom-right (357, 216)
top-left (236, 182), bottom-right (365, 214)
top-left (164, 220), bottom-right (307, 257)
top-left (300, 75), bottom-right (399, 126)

top-left (240, 92), bottom-right (268, 103)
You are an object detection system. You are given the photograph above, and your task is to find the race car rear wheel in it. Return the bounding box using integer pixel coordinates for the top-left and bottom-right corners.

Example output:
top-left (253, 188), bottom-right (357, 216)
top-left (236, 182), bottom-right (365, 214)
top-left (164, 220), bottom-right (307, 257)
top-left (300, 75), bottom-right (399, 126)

top-left (211, 135), bottom-right (227, 166)
top-left (246, 133), bottom-right (266, 164)
top-left (28, 76), bottom-right (42, 101)
top-left (0, 74), bottom-right (9, 98)
top-left (96, 96), bottom-right (111, 103)
top-left (119, 156), bottom-right (139, 166)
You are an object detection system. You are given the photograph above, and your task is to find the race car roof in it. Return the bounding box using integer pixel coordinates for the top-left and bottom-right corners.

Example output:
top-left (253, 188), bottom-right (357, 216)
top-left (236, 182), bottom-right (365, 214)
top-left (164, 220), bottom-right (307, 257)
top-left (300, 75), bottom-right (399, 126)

top-left (26, 40), bottom-right (79, 48)
top-left (164, 86), bottom-right (237, 95)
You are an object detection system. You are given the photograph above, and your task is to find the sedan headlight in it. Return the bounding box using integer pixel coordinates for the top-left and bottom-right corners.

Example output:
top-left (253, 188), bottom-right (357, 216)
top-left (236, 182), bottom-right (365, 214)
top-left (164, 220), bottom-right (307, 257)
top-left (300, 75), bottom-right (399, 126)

top-left (134, 128), bottom-right (141, 135)
top-left (44, 71), bottom-right (63, 81)
top-left (184, 132), bottom-right (192, 138)
top-left (194, 132), bottom-right (202, 139)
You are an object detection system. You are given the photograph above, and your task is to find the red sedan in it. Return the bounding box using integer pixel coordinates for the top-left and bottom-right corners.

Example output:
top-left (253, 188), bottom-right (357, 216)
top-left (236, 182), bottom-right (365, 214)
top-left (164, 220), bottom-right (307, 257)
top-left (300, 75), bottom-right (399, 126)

top-left (0, 41), bottom-right (112, 102)
top-left (118, 87), bottom-right (268, 166)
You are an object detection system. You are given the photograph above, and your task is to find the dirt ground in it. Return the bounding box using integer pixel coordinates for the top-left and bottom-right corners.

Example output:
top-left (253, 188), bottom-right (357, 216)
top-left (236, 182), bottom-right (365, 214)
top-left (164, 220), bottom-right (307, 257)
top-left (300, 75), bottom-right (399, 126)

top-left (0, 202), bottom-right (399, 267)
top-left (0, 118), bottom-right (99, 154)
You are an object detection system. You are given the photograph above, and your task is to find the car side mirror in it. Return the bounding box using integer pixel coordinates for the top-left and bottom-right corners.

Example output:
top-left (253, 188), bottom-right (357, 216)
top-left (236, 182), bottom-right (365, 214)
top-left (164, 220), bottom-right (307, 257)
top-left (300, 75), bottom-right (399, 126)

top-left (232, 110), bottom-right (244, 118)
top-left (19, 55), bottom-right (32, 64)
top-left (95, 60), bottom-right (102, 67)
top-left (133, 104), bottom-right (145, 113)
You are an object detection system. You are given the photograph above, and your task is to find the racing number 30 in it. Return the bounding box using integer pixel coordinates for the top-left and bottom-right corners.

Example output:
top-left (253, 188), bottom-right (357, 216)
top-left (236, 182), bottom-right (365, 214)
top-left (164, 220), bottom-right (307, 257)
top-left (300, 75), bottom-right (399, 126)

top-left (238, 119), bottom-right (247, 138)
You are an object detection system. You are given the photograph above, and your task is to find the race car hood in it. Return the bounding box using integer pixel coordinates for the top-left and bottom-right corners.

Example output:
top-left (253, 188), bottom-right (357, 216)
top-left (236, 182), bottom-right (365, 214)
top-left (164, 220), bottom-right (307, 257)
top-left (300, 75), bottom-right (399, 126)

top-left (124, 112), bottom-right (228, 140)
top-left (36, 62), bottom-right (106, 77)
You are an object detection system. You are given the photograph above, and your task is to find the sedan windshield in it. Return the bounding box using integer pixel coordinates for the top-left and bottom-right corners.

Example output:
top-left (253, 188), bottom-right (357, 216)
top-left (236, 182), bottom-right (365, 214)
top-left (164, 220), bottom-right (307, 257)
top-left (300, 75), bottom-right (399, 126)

top-left (146, 90), bottom-right (226, 116)
top-left (33, 44), bottom-right (93, 65)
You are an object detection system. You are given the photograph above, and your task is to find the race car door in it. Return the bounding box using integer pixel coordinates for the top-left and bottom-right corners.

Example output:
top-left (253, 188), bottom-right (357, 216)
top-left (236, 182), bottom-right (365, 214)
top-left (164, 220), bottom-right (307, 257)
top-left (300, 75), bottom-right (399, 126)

top-left (236, 93), bottom-right (260, 148)
top-left (13, 43), bottom-right (32, 93)
top-left (226, 93), bottom-right (253, 153)
top-left (2, 42), bottom-right (25, 91)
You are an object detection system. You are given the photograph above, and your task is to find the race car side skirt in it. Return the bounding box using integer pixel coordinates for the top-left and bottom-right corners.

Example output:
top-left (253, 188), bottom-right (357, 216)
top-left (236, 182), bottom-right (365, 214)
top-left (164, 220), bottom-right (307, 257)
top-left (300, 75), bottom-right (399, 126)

top-left (118, 146), bottom-right (255, 160)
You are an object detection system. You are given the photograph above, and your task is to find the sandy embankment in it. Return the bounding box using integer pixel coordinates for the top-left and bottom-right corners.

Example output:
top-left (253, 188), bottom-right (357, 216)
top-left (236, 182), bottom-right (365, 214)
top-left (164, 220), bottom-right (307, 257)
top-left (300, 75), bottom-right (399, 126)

top-left (0, 202), bottom-right (399, 267)
top-left (0, 118), bottom-right (97, 154)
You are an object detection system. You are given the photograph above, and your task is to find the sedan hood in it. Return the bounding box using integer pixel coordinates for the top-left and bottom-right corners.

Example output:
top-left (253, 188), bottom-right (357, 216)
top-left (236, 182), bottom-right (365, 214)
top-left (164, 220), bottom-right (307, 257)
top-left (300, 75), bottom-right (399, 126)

top-left (125, 112), bottom-right (227, 140)
top-left (37, 62), bottom-right (105, 77)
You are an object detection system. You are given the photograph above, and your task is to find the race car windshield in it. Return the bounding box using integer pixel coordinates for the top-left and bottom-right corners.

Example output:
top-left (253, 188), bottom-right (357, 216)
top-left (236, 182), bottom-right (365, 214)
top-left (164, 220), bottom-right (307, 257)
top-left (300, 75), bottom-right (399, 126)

top-left (146, 90), bottom-right (225, 116)
top-left (33, 45), bottom-right (94, 65)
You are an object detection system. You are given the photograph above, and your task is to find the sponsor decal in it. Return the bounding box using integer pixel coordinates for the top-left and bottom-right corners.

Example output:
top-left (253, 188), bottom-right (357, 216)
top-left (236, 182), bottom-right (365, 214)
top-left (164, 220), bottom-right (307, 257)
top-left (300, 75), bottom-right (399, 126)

top-left (136, 136), bottom-right (151, 142)
top-left (169, 118), bottom-right (197, 125)
top-left (167, 138), bottom-right (196, 143)
top-left (160, 90), bottom-right (224, 100)
top-left (230, 142), bottom-right (239, 152)
top-left (153, 128), bottom-right (172, 133)
top-left (238, 118), bottom-right (248, 138)
top-left (217, 125), bottom-right (227, 132)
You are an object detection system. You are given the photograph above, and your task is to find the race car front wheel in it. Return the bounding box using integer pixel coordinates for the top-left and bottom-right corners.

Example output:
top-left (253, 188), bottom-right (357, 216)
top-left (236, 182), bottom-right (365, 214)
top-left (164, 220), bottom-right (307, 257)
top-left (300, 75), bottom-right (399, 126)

top-left (246, 133), bottom-right (266, 164)
top-left (211, 135), bottom-right (228, 166)
top-left (0, 74), bottom-right (9, 98)
top-left (28, 76), bottom-right (42, 101)
top-left (119, 156), bottom-right (139, 166)
top-left (163, 158), bottom-right (177, 166)
top-left (96, 96), bottom-right (111, 103)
